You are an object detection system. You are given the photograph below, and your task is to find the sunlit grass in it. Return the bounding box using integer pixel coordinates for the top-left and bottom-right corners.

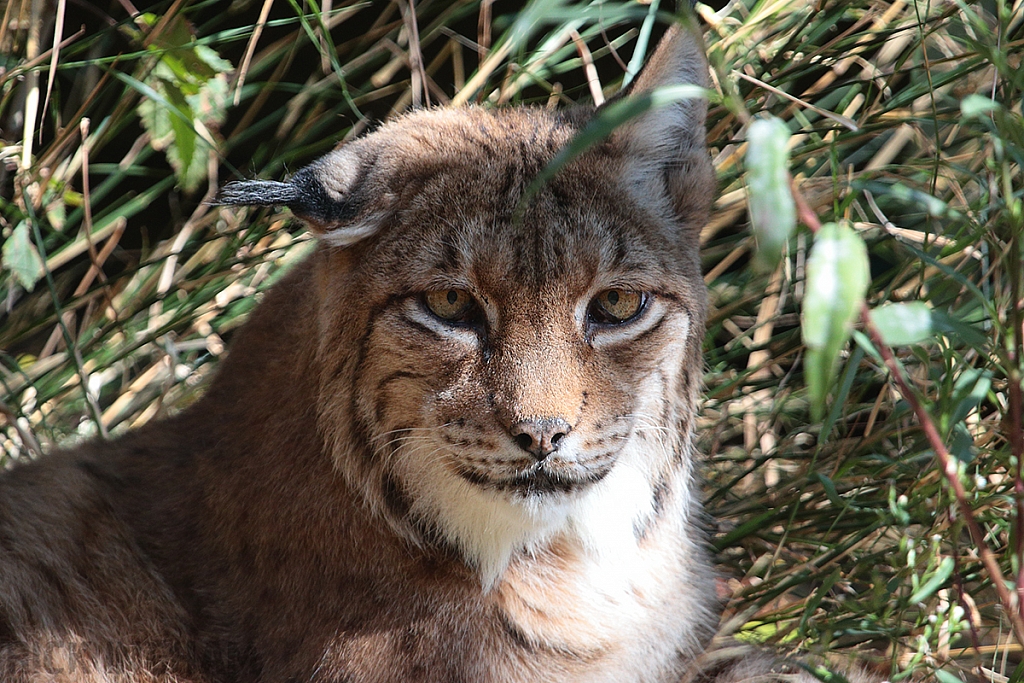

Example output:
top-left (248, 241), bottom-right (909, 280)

top-left (2, 1), bottom-right (1022, 679)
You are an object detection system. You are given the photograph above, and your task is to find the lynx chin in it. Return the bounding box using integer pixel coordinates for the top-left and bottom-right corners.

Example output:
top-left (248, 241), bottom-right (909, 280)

top-left (0, 20), bottom-right (841, 683)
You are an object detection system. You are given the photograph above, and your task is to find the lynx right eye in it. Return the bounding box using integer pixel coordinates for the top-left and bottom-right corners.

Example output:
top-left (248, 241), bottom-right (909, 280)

top-left (588, 289), bottom-right (646, 325)
top-left (424, 289), bottom-right (479, 323)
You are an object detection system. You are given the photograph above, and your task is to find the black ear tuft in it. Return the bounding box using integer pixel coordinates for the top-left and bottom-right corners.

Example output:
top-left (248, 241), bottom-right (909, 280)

top-left (217, 179), bottom-right (302, 207)
top-left (217, 147), bottom-right (378, 246)
top-left (217, 166), bottom-right (359, 226)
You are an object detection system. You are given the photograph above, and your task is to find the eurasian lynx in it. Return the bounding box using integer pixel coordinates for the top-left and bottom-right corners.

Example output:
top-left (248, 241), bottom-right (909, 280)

top-left (0, 21), bottom-right (828, 683)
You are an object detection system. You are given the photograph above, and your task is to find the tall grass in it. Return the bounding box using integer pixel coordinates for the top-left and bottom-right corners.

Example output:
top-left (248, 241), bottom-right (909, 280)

top-left (1, 1), bottom-right (1022, 679)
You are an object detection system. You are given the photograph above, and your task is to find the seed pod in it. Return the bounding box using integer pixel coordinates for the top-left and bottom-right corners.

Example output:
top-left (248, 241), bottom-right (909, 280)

top-left (745, 116), bottom-right (796, 272)
top-left (801, 221), bottom-right (870, 420)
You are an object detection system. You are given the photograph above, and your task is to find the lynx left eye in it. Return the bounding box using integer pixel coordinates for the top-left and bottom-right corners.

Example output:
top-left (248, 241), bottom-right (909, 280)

top-left (588, 289), bottom-right (646, 324)
top-left (424, 289), bottom-right (479, 323)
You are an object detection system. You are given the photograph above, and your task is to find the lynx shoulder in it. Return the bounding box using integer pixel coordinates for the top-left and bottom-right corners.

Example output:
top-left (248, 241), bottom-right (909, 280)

top-left (0, 23), bottom-right (804, 683)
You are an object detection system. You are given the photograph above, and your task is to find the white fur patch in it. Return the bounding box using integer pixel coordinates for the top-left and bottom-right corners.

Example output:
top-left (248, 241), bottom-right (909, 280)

top-left (402, 464), bottom-right (576, 589)
top-left (318, 217), bottom-right (383, 247)
top-left (390, 426), bottom-right (678, 590)
top-left (567, 458), bottom-right (656, 558)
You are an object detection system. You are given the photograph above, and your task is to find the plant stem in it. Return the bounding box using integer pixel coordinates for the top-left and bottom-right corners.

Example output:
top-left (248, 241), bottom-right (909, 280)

top-left (1007, 198), bottom-right (1024, 625)
top-left (19, 0), bottom-right (43, 171)
top-left (862, 304), bottom-right (1024, 646)
top-left (792, 177), bottom-right (821, 234)
top-left (791, 178), bottom-right (1024, 646)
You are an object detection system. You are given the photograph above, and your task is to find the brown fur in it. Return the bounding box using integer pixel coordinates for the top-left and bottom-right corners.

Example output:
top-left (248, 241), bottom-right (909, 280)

top-left (0, 24), bottom-right (849, 683)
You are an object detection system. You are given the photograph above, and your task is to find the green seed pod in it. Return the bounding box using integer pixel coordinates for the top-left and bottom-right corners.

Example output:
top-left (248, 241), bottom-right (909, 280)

top-left (745, 116), bottom-right (796, 272)
top-left (801, 222), bottom-right (870, 420)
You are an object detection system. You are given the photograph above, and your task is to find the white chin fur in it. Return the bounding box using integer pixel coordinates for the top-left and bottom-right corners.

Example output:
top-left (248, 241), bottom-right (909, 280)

top-left (397, 440), bottom-right (659, 590)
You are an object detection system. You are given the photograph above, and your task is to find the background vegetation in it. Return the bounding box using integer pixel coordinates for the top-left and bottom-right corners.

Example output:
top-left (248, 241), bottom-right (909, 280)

top-left (1, 0), bottom-right (1022, 680)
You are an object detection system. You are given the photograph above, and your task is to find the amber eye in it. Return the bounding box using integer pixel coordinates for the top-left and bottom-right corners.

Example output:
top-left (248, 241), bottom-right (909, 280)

top-left (424, 289), bottom-right (479, 323)
top-left (589, 289), bottom-right (645, 324)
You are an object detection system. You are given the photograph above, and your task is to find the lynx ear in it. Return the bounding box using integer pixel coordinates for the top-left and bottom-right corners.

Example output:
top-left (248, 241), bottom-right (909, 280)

top-left (218, 145), bottom-right (380, 247)
top-left (611, 21), bottom-right (714, 226)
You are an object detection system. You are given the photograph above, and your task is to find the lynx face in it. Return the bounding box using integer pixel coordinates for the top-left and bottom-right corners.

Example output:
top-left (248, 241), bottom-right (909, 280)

top-left (222, 28), bottom-right (714, 588)
top-left (279, 120), bottom-right (706, 588)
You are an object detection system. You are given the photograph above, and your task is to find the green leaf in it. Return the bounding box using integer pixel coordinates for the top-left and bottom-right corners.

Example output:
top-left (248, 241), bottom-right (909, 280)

top-left (621, 0), bottom-right (659, 88)
top-left (950, 422), bottom-right (975, 464)
top-left (934, 671), bottom-right (964, 683)
top-left (812, 472), bottom-right (862, 511)
top-left (798, 568), bottom-right (840, 636)
top-left (886, 182), bottom-right (952, 218)
top-left (150, 15), bottom-right (221, 81)
top-left (745, 116), bottom-right (795, 272)
top-left (2, 221), bottom-right (45, 292)
top-left (712, 509), bottom-right (776, 551)
top-left (820, 345), bottom-right (865, 442)
top-left (194, 45), bottom-right (233, 76)
top-left (798, 663), bottom-right (854, 683)
top-left (164, 83), bottom-right (197, 179)
top-left (1006, 659), bottom-right (1024, 683)
top-left (870, 302), bottom-right (933, 346)
top-left (961, 94), bottom-right (999, 118)
top-left (735, 619), bottom-right (797, 644)
top-left (802, 222), bottom-right (870, 420)
top-left (130, 16), bottom-right (232, 194)
top-left (908, 556), bottom-right (954, 604)
top-left (931, 309), bottom-right (989, 349)
top-left (950, 369), bottom-right (992, 426)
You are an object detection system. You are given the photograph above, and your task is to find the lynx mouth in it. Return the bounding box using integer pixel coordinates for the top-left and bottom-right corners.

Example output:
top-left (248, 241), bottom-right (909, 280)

top-left (456, 462), bottom-right (613, 496)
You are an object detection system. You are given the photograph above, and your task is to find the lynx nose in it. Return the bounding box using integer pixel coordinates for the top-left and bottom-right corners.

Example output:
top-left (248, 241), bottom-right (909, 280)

top-left (509, 418), bottom-right (571, 461)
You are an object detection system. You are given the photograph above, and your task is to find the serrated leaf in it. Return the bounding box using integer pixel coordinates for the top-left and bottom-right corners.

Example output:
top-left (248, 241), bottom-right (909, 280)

top-left (802, 222), bottom-right (870, 420)
top-left (133, 16), bottom-right (231, 194)
top-left (745, 116), bottom-right (795, 272)
top-left (194, 45), bottom-right (233, 75)
top-left (2, 221), bottom-right (45, 292)
top-left (164, 83), bottom-right (197, 176)
top-left (870, 302), bottom-right (933, 346)
top-left (150, 15), bottom-right (220, 81)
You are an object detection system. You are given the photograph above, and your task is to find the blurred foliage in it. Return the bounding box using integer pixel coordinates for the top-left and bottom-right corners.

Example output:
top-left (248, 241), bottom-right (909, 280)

top-left (1, 0), bottom-right (1023, 681)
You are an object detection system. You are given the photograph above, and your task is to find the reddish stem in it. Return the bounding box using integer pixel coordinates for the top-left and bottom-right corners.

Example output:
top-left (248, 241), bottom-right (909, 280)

top-left (791, 177), bottom-right (821, 234)
top-left (789, 179), bottom-right (1024, 645)
top-left (862, 304), bottom-right (1024, 646)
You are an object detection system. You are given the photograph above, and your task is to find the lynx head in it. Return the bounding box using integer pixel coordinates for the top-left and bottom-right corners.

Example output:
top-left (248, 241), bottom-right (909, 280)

top-left (220, 24), bottom-right (714, 587)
